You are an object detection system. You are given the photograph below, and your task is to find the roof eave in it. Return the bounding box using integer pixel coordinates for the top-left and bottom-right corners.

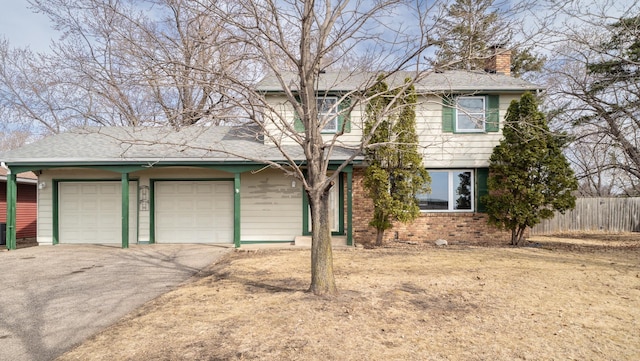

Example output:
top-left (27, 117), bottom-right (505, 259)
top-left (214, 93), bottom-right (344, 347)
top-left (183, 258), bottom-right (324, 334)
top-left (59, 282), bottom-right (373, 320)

top-left (2, 156), bottom-right (363, 170)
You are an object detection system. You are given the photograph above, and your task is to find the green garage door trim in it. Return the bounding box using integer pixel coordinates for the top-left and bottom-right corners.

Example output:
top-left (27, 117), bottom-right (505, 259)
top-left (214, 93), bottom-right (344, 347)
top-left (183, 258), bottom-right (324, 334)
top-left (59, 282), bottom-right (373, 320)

top-left (55, 180), bottom-right (138, 245)
top-left (151, 179), bottom-right (235, 244)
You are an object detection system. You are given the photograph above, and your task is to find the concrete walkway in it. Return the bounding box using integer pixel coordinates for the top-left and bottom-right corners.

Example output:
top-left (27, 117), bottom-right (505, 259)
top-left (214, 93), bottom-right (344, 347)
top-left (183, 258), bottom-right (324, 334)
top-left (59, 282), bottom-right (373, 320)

top-left (0, 244), bottom-right (232, 361)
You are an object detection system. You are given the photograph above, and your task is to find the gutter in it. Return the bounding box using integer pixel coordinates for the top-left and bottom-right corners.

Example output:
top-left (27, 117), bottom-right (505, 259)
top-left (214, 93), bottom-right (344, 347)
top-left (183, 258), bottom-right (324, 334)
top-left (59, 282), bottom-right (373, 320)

top-left (0, 161), bottom-right (38, 184)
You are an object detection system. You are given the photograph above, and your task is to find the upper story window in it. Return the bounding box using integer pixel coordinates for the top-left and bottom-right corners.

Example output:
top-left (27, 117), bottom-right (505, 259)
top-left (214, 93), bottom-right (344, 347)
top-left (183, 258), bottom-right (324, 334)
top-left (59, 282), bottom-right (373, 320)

top-left (317, 97), bottom-right (338, 133)
top-left (456, 96), bottom-right (485, 132)
top-left (416, 170), bottom-right (474, 212)
top-left (442, 94), bottom-right (499, 133)
top-left (293, 96), bottom-right (351, 134)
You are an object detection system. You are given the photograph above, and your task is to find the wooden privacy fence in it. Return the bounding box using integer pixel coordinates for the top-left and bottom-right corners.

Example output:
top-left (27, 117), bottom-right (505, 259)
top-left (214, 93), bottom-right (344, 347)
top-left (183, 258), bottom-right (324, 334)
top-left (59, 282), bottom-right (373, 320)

top-left (531, 197), bottom-right (640, 234)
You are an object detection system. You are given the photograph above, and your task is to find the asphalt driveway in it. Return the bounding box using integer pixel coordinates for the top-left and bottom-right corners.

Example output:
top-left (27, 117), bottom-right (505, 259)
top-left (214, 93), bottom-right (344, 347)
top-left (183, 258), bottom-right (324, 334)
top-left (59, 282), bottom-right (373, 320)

top-left (0, 244), bottom-right (232, 361)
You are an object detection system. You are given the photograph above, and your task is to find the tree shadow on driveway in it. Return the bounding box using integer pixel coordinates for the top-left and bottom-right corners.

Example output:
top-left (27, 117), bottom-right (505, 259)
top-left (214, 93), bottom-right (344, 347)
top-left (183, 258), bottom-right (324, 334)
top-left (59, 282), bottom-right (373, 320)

top-left (0, 244), bottom-right (231, 361)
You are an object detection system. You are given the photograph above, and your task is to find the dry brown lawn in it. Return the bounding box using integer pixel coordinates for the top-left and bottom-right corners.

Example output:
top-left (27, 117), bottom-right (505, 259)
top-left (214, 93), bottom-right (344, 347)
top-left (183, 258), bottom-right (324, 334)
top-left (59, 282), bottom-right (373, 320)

top-left (57, 233), bottom-right (640, 361)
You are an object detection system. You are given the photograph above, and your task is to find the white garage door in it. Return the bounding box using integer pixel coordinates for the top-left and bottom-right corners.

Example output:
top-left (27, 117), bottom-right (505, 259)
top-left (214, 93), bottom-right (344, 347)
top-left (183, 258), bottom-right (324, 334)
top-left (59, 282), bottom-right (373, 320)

top-left (155, 181), bottom-right (233, 243)
top-left (59, 182), bottom-right (137, 244)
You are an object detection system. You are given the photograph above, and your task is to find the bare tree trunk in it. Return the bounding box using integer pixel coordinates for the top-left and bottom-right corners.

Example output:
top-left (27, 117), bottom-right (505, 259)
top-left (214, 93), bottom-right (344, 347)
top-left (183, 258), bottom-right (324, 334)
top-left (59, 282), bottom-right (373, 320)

top-left (375, 229), bottom-right (385, 247)
top-left (307, 186), bottom-right (337, 296)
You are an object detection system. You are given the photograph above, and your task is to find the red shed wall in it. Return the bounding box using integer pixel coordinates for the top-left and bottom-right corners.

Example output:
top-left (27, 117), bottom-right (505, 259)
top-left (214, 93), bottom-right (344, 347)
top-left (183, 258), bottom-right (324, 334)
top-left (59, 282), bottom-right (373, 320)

top-left (1, 181), bottom-right (37, 239)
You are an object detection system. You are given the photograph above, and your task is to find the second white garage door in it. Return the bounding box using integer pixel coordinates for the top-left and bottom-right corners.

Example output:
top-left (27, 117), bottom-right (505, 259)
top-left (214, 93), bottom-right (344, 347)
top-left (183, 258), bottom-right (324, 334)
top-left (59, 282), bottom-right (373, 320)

top-left (154, 181), bottom-right (234, 243)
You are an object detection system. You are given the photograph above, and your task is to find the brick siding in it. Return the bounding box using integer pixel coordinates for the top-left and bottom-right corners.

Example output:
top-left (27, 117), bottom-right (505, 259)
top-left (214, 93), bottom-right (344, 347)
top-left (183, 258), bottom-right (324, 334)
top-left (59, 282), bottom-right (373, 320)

top-left (351, 168), bottom-right (513, 246)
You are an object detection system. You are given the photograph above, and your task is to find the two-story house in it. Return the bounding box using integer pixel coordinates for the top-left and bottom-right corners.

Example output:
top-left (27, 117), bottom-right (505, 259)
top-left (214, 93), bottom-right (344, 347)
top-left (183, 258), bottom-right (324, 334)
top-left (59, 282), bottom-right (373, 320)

top-left (0, 50), bottom-right (539, 249)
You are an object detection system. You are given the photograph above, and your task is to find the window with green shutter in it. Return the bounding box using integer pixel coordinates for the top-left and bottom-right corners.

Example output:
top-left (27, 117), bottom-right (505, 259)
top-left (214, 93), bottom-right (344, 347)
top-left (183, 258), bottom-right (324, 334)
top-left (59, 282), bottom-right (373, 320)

top-left (337, 97), bottom-right (351, 133)
top-left (442, 96), bottom-right (455, 132)
top-left (293, 96), bottom-right (351, 134)
top-left (485, 95), bottom-right (499, 132)
top-left (442, 95), bottom-right (500, 133)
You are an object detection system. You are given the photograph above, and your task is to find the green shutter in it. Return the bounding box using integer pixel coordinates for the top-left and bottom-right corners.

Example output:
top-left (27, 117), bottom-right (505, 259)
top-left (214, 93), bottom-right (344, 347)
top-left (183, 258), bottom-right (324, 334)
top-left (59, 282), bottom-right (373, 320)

top-left (293, 96), bottom-right (304, 132)
top-left (476, 167), bottom-right (489, 212)
top-left (485, 95), bottom-right (499, 132)
top-left (294, 113), bottom-right (304, 132)
top-left (442, 95), bottom-right (455, 132)
top-left (338, 97), bottom-right (351, 133)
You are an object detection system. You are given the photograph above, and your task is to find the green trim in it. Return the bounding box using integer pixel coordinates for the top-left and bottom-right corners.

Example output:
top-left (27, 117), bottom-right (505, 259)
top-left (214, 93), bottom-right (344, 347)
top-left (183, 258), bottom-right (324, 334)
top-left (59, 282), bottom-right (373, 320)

top-left (149, 178), bottom-right (236, 245)
top-left (52, 180), bottom-right (59, 245)
top-left (4, 160), bottom-right (360, 173)
top-left (442, 96), bottom-right (455, 133)
top-left (136, 183), bottom-right (141, 245)
top-left (338, 97), bottom-right (351, 133)
top-left (234, 173), bottom-right (241, 248)
top-left (302, 187), bottom-right (309, 236)
top-left (301, 172), bottom-right (346, 236)
top-left (294, 113), bottom-right (304, 132)
top-left (485, 95), bottom-right (500, 132)
top-left (338, 174), bottom-right (345, 234)
top-left (53, 179), bottom-right (137, 245)
top-left (5, 166), bottom-right (44, 173)
top-left (207, 165), bottom-right (264, 173)
top-left (6, 173), bottom-right (17, 250)
top-left (95, 165), bottom-right (146, 174)
top-left (121, 173), bottom-right (129, 249)
top-left (4, 161), bottom-right (272, 171)
top-left (149, 181), bottom-right (156, 244)
top-left (137, 241), bottom-right (150, 245)
top-left (150, 177), bottom-right (234, 182)
top-left (476, 168), bottom-right (490, 212)
top-left (346, 167), bottom-right (353, 246)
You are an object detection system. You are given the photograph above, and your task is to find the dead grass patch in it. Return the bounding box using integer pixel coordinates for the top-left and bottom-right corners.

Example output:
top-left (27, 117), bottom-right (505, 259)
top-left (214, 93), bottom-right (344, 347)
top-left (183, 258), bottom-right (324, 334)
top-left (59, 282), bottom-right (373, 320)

top-left (57, 234), bottom-right (640, 360)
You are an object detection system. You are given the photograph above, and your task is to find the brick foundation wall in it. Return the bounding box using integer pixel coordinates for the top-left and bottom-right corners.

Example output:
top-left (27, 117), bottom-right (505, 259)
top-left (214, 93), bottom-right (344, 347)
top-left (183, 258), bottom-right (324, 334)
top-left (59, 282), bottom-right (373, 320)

top-left (352, 168), bottom-right (513, 246)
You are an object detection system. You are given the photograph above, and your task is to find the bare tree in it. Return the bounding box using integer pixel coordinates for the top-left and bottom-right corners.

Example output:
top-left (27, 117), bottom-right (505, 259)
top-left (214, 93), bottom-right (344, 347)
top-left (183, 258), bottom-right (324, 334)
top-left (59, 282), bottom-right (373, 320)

top-left (197, 0), bottom-right (440, 295)
top-left (0, 108), bottom-right (33, 151)
top-left (2, 0), bottom-right (543, 295)
top-left (542, 0), bottom-right (640, 196)
top-left (0, 40), bottom-right (81, 135)
top-left (0, 0), bottom-right (245, 132)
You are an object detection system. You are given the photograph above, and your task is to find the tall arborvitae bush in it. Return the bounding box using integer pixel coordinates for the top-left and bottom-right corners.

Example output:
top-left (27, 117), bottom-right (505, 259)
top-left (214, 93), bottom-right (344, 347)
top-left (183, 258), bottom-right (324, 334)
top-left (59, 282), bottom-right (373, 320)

top-left (483, 92), bottom-right (578, 245)
top-left (363, 76), bottom-right (430, 247)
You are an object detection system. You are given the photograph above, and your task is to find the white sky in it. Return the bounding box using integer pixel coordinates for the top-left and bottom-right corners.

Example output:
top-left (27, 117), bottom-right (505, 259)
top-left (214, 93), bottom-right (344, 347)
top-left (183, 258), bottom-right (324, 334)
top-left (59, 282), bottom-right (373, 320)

top-left (0, 0), bottom-right (58, 52)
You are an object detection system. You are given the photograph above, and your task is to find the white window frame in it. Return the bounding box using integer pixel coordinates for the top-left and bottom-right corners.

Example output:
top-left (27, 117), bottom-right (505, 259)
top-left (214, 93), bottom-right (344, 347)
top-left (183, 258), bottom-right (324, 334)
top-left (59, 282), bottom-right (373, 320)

top-left (317, 96), bottom-right (338, 133)
top-left (417, 170), bottom-right (474, 212)
top-left (456, 96), bottom-right (485, 133)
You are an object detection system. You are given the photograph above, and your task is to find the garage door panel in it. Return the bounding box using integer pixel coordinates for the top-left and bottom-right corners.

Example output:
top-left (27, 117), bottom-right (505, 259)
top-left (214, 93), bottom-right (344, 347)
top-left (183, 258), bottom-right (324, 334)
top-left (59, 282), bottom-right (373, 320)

top-left (155, 181), bottom-right (233, 244)
top-left (59, 181), bottom-right (137, 244)
top-left (177, 183), bottom-right (195, 193)
top-left (82, 184), bottom-right (99, 194)
top-left (196, 199), bottom-right (213, 211)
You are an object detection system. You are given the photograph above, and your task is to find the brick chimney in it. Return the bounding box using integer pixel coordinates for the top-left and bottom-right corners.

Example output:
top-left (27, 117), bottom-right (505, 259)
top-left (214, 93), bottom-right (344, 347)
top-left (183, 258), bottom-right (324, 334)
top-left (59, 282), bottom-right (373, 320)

top-left (485, 46), bottom-right (512, 76)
